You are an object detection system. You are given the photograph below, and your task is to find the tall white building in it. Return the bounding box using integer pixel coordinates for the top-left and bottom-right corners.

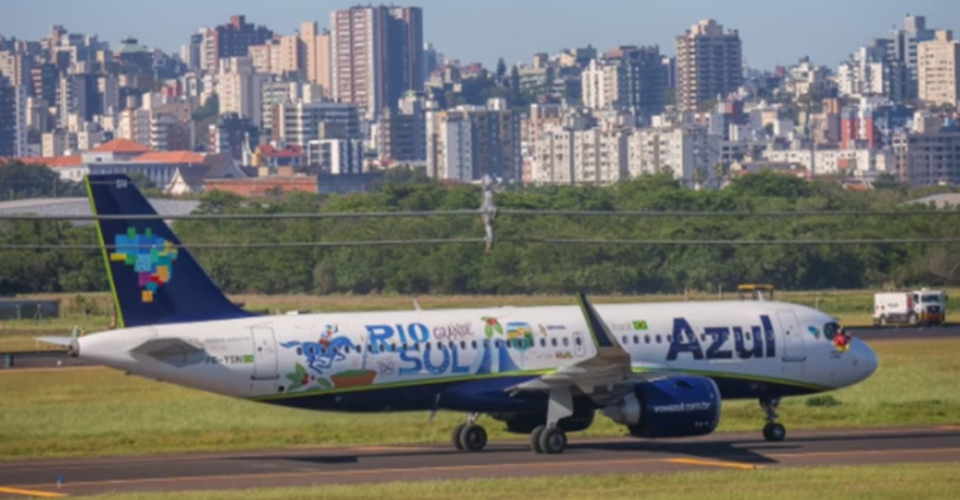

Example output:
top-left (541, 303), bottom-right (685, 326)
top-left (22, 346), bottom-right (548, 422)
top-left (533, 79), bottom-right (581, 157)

top-left (116, 108), bottom-right (152, 147)
top-left (627, 125), bottom-right (716, 184)
top-left (308, 138), bottom-right (364, 174)
top-left (218, 57), bottom-right (267, 128)
top-left (582, 59), bottom-right (620, 110)
top-left (426, 113), bottom-right (473, 181)
top-left (277, 101), bottom-right (362, 147)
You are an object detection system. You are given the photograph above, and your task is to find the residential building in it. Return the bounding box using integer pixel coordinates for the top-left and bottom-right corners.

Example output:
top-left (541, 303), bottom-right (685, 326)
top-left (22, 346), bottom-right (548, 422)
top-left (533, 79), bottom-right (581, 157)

top-left (0, 51), bottom-right (34, 89)
top-left (377, 91), bottom-right (426, 162)
top-left (0, 75), bottom-right (15, 157)
top-left (31, 63), bottom-right (58, 104)
top-left (307, 138), bottom-right (364, 174)
top-left (582, 46), bottom-right (665, 118)
top-left (887, 14), bottom-right (937, 100)
top-left (249, 39), bottom-right (281, 74)
top-left (300, 22), bottom-right (332, 95)
top-left (918, 30), bottom-right (960, 109)
top-left (41, 129), bottom-right (77, 157)
top-left (330, 5), bottom-right (424, 120)
top-left (210, 113), bottom-right (257, 162)
top-left (426, 99), bottom-right (521, 182)
top-left (180, 33), bottom-right (204, 71)
top-left (116, 108), bottom-right (152, 147)
top-left (149, 113), bottom-right (195, 152)
top-left (892, 117), bottom-right (960, 185)
top-left (763, 148), bottom-right (881, 177)
top-left (205, 15), bottom-right (274, 72)
top-left (278, 101), bottom-right (361, 147)
top-left (676, 19), bottom-right (743, 113)
top-left (218, 56), bottom-right (267, 127)
top-left (627, 125), bottom-right (717, 185)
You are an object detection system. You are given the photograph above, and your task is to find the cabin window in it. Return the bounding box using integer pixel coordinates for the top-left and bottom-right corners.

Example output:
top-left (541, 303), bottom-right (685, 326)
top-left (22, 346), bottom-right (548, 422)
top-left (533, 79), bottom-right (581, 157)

top-left (622, 336), bottom-right (628, 344)
top-left (701, 334), bottom-right (707, 342)
top-left (390, 343), bottom-right (397, 352)
top-left (495, 340), bottom-right (502, 348)
top-left (667, 335), bottom-right (673, 343)
top-left (633, 335), bottom-right (640, 344)
top-left (563, 338), bottom-right (570, 347)
top-left (575, 337), bottom-right (583, 346)
top-left (483, 339), bottom-right (490, 348)
top-left (540, 339), bottom-right (547, 348)
top-left (551, 338), bottom-right (558, 347)
top-left (450, 341), bottom-right (457, 351)
top-left (414, 343), bottom-right (420, 352)
top-left (344, 346), bottom-right (351, 354)
top-left (402, 343), bottom-right (408, 351)
top-left (460, 341), bottom-right (467, 350)
top-left (644, 335), bottom-right (651, 344)
top-left (656, 335), bottom-right (662, 344)
top-left (745, 332), bottom-right (752, 341)
top-left (472, 341), bottom-right (478, 350)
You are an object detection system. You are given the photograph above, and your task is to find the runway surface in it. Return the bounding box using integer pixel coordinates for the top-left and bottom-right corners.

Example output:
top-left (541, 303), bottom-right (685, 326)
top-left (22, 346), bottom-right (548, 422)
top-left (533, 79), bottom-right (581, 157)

top-left (3, 325), bottom-right (957, 372)
top-left (1, 427), bottom-right (958, 498)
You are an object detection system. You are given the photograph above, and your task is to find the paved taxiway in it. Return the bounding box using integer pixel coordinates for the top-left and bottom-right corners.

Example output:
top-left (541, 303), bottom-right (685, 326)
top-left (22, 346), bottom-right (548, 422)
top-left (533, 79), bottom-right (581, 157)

top-left (0, 427), bottom-right (958, 498)
top-left (4, 326), bottom-right (957, 372)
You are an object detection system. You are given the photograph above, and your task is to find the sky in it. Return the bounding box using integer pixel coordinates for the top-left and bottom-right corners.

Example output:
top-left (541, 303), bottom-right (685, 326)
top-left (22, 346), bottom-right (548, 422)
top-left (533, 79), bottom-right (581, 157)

top-left (2, 0), bottom-right (959, 69)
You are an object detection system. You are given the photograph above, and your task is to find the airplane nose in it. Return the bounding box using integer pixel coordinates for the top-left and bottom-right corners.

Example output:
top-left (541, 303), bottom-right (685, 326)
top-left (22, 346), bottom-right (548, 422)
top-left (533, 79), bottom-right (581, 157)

top-left (851, 339), bottom-right (879, 381)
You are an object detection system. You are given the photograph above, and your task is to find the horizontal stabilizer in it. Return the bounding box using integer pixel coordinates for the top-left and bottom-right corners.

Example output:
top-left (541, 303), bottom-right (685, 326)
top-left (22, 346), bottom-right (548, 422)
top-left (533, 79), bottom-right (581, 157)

top-left (36, 337), bottom-right (74, 347)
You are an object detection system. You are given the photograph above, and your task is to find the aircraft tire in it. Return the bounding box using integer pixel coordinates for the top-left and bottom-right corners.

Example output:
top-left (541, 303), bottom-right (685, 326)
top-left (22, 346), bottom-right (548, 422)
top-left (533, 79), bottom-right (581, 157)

top-left (538, 427), bottom-right (567, 455)
top-left (763, 423), bottom-right (786, 442)
top-left (459, 424), bottom-right (488, 452)
top-left (530, 425), bottom-right (546, 454)
top-left (452, 424), bottom-right (467, 451)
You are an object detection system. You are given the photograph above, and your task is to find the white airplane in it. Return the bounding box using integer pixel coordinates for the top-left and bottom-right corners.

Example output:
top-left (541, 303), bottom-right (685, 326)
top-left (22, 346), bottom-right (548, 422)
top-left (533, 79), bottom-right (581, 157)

top-left (43, 174), bottom-right (878, 455)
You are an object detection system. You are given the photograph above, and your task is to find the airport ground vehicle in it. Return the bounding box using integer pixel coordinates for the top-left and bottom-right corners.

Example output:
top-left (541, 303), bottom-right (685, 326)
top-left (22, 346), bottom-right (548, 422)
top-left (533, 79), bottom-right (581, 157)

top-left (873, 290), bottom-right (947, 327)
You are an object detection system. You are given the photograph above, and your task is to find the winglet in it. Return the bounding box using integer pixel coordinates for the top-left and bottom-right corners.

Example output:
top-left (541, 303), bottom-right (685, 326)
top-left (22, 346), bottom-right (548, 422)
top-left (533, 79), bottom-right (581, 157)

top-left (575, 293), bottom-right (619, 350)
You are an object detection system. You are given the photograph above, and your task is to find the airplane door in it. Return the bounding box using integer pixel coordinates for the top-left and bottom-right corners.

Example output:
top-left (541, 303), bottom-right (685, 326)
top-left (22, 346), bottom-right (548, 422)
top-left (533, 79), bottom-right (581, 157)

top-left (573, 332), bottom-right (586, 358)
top-left (251, 327), bottom-right (279, 380)
top-left (776, 311), bottom-right (806, 363)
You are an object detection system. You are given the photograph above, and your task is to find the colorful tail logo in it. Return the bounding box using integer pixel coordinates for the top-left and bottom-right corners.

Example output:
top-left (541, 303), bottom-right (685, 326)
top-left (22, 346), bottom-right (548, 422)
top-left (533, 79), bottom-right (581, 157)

top-left (110, 228), bottom-right (179, 303)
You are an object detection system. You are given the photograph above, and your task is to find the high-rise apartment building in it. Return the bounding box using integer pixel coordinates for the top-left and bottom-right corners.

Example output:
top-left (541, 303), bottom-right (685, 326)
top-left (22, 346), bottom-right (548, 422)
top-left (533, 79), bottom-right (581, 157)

top-left (426, 99), bottom-right (521, 182)
top-left (218, 56), bottom-right (268, 128)
top-left (887, 14), bottom-right (937, 100)
top-left (204, 16), bottom-right (274, 73)
top-left (676, 19), bottom-right (743, 113)
top-left (181, 33), bottom-right (204, 71)
top-left (0, 75), bottom-right (16, 157)
top-left (278, 101), bottom-right (362, 147)
top-left (378, 91), bottom-right (426, 162)
top-left (582, 46), bottom-right (666, 118)
top-left (918, 30), bottom-right (960, 109)
top-left (300, 22), bottom-right (332, 96)
top-left (893, 118), bottom-right (960, 186)
top-left (330, 5), bottom-right (424, 120)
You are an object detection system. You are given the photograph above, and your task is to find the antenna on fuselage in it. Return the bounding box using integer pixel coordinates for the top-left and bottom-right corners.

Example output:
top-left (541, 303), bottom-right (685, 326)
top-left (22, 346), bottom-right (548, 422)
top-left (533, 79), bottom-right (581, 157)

top-left (413, 299), bottom-right (423, 311)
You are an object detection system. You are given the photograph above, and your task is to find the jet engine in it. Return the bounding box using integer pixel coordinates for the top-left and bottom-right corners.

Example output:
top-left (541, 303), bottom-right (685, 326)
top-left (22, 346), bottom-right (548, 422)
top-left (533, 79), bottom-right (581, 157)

top-left (602, 375), bottom-right (721, 439)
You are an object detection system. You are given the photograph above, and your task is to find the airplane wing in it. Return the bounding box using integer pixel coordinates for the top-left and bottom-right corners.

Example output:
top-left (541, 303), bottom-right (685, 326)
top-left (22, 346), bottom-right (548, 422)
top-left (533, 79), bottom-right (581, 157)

top-left (507, 293), bottom-right (671, 400)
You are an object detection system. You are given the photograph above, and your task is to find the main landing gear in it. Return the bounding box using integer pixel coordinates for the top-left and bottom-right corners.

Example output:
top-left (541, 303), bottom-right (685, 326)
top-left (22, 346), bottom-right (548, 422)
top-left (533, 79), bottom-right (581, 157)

top-left (760, 398), bottom-right (786, 442)
top-left (530, 387), bottom-right (574, 455)
top-left (452, 413), bottom-right (488, 452)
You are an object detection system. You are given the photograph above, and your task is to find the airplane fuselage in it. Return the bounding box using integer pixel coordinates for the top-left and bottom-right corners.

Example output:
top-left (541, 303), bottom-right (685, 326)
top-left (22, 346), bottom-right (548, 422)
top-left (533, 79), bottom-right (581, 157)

top-left (78, 301), bottom-right (877, 415)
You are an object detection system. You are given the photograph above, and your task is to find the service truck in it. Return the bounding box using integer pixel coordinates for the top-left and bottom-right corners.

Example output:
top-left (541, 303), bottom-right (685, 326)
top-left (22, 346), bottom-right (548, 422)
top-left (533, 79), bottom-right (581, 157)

top-left (873, 289), bottom-right (948, 327)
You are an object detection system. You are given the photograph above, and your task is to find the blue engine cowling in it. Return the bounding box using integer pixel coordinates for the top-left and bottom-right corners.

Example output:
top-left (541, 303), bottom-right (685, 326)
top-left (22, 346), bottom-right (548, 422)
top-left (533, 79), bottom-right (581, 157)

top-left (602, 375), bottom-right (721, 439)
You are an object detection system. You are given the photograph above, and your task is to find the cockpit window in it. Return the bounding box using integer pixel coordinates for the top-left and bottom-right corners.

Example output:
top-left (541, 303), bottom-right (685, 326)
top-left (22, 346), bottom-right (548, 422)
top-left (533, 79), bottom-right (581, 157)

top-left (922, 295), bottom-right (942, 303)
top-left (823, 323), bottom-right (841, 341)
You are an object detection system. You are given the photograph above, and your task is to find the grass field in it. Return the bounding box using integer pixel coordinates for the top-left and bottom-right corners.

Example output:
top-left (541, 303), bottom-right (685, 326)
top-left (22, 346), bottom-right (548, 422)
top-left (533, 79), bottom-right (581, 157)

top-left (2, 290), bottom-right (957, 352)
top-left (1, 338), bottom-right (957, 461)
top-left (77, 463), bottom-right (960, 500)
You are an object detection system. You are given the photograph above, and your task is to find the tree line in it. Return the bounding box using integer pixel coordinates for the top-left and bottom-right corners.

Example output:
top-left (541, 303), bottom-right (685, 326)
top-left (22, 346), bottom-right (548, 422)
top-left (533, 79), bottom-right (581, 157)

top-left (3, 168), bottom-right (958, 297)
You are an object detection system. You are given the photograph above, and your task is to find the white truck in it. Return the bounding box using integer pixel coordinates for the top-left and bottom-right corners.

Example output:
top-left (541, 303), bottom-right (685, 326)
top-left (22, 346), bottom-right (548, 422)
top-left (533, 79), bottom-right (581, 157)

top-left (873, 289), bottom-right (948, 327)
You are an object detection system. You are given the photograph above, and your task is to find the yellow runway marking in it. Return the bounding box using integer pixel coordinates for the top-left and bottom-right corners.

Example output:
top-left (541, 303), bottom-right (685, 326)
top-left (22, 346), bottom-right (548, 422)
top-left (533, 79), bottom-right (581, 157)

top-left (0, 486), bottom-right (67, 498)
top-left (667, 458), bottom-right (761, 470)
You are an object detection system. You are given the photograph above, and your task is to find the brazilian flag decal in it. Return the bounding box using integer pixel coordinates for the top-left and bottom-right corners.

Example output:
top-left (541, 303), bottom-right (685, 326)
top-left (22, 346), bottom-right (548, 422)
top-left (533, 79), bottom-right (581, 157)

top-left (633, 321), bottom-right (649, 331)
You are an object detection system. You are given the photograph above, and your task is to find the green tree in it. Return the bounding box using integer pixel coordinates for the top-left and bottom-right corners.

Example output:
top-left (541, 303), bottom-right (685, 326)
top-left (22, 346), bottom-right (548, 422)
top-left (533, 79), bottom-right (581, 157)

top-left (496, 57), bottom-right (507, 82)
top-left (191, 94), bottom-right (220, 122)
top-left (0, 160), bottom-right (85, 200)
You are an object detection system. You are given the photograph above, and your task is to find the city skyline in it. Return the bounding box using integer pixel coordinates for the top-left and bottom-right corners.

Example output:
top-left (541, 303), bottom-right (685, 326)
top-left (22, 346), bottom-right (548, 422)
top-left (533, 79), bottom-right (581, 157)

top-left (2, 0), bottom-right (959, 70)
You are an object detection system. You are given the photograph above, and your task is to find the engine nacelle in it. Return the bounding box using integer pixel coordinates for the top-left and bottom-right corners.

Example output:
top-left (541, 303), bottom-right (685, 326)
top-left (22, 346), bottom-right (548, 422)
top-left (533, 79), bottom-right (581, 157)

top-left (602, 375), bottom-right (721, 439)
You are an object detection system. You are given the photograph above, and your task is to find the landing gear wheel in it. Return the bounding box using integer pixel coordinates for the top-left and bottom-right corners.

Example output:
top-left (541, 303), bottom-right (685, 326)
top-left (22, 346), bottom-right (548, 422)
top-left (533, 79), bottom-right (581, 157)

top-left (530, 425), bottom-right (546, 453)
top-left (458, 424), bottom-right (488, 452)
top-left (451, 423), bottom-right (467, 451)
top-left (538, 427), bottom-right (567, 455)
top-left (763, 423), bottom-right (786, 442)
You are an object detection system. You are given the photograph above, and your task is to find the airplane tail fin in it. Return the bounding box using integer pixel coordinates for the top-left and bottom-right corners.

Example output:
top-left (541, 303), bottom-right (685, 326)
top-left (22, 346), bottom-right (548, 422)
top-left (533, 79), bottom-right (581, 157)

top-left (86, 174), bottom-right (252, 328)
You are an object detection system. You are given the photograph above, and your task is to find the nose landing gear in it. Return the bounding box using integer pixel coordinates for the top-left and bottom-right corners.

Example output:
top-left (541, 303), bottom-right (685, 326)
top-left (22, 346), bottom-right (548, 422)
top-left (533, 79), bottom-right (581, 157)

top-left (760, 398), bottom-right (786, 442)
